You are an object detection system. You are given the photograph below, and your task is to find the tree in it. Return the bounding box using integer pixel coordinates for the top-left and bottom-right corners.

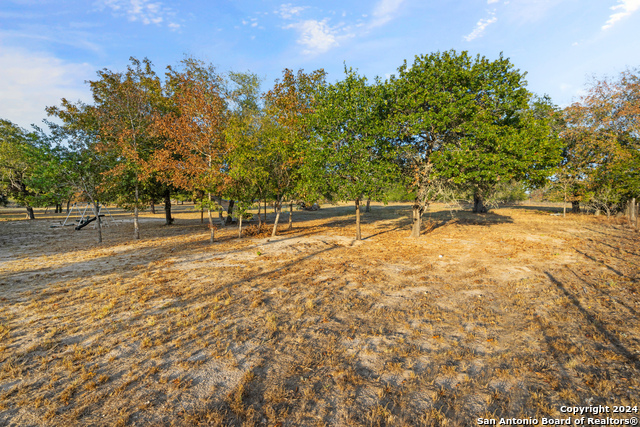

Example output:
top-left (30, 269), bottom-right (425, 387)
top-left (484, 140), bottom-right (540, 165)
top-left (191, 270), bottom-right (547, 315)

top-left (390, 50), bottom-right (561, 237)
top-left (262, 68), bottom-right (326, 237)
top-left (89, 57), bottom-right (166, 240)
top-left (308, 67), bottom-right (398, 240)
top-left (562, 68), bottom-right (640, 215)
top-left (153, 59), bottom-right (228, 243)
top-left (225, 71), bottom-right (267, 235)
top-left (0, 120), bottom-right (65, 219)
top-left (46, 100), bottom-right (114, 243)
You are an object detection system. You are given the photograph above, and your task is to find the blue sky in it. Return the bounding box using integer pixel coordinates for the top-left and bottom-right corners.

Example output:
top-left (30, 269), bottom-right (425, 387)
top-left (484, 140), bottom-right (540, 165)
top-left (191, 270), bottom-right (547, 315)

top-left (1, 0), bottom-right (639, 129)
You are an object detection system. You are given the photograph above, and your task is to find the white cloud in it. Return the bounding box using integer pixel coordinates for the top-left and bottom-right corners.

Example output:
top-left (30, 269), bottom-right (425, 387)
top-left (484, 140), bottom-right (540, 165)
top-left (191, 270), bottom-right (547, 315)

top-left (370, 0), bottom-right (404, 27)
top-left (487, 0), bottom-right (499, 3)
top-left (98, 0), bottom-right (180, 29)
top-left (464, 12), bottom-right (497, 41)
top-left (276, 3), bottom-right (307, 19)
top-left (285, 19), bottom-right (353, 55)
top-left (602, 0), bottom-right (640, 29)
top-left (0, 46), bottom-right (93, 128)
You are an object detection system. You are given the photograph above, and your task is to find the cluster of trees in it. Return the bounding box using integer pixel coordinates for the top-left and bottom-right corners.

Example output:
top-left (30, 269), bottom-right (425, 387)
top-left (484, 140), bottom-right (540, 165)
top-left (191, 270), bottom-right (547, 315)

top-left (550, 69), bottom-right (639, 217)
top-left (1, 51), bottom-right (637, 243)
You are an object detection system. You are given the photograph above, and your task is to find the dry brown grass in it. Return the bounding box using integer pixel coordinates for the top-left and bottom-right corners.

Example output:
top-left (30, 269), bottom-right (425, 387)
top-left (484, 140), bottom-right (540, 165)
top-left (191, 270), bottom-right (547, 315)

top-left (0, 202), bottom-right (639, 426)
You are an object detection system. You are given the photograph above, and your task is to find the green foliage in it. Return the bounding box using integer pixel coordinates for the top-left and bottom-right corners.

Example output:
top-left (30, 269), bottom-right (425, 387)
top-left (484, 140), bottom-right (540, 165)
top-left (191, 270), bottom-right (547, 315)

top-left (194, 198), bottom-right (221, 213)
top-left (225, 71), bottom-right (267, 207)
top-left (307, 66), bottom-right (399, 203)
top-left (45, 103), bottom-right (111, 205)
top-left (262, 68), bottom-right (327, 206)
top-left (489, 181), bottom-right (529, 204)
top-left (0, 119), bottom-right (70, 212)
top-left (390, 50), bottom-right (562, 211)
top-left (12, 52), bottom-right (637, 238)
top-left (382, 182), bottom-right (416, 203)
top-left (560, 68), bottom-right (640, 212)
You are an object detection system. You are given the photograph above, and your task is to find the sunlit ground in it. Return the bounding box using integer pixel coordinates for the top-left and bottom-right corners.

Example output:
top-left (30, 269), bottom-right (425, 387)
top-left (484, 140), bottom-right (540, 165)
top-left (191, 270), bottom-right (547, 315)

top-left (1, 202), bottom-right (639, 426)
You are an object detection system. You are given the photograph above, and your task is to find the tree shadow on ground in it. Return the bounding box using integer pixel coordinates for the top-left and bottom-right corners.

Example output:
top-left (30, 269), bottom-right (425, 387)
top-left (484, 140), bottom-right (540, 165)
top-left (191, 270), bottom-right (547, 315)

top-left (545, 271), bottom-right (640, 370)
top-left (497, 203), bottom-right (567, 214)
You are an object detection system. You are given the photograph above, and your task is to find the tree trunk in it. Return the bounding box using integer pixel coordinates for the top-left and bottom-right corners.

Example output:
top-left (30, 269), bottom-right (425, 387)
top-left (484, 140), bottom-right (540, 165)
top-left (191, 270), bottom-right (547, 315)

top-left (133, 182), bottom-right (140, 240)
top-left (473, 192), bottom-right (487, 213)
top-left (66, 200), bottom-right (70, 214)
top-left (226, 200), bottom-right (235, 225)
top-left (238, 214), bottom-right (243, 239)
top-left (208, 192), bottom-right (215, 243)
top-left (257, 201), bottom-right (262, 227)
top-left (571, 201), bottom-right (580, 213)
top-left (271, 198), bottom-right (281, 237)
top-left (410, 201), bottom-right (421, 239)
top-left (93, 201), bottom-right (103, 244)
top-left (150, 200), bottom-right (156, 214)
top-left (355, 198), bottom-right (362, 241)
top-left (164, 189), bottom-right (173, 225)
top-left (26, 206), bottom-right (35, 220)
top-left (365, 198), bottom-right (371, 213)
top-left (626, 198), bottom-right (636, 228)
top-left (563, 192), bottom-right (566, 217)
top-left (288, 202), bottom-right (293, 230)
top-left (264, 200), bottom-right (267, 223)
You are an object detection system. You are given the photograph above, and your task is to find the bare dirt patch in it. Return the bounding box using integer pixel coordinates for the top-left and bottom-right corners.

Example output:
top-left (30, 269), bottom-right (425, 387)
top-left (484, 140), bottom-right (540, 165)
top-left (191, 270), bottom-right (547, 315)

top-left (0, 203), bottom-right (639, 426)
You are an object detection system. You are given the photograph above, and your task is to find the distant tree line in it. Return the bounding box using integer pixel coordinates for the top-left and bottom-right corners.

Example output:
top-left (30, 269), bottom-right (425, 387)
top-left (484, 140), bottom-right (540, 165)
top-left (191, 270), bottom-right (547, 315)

top-left (1, 51), bottom-right (637, 242)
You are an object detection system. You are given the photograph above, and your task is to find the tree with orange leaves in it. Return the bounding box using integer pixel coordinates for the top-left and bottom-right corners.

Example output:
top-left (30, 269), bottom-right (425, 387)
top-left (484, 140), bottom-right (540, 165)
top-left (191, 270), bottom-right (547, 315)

top-left (88, 57), bottom-right (167, 240)
top-left (153, 59), bottom-right (229, 243)
top-left (262, 68), bottom-right (326, 237)
top-left (562, 68), bottom-right (639, 215)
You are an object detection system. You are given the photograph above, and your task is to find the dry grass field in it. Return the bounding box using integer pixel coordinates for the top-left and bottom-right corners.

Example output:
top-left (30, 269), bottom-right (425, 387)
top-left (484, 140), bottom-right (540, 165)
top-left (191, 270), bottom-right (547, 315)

top-left (0, 202), bottom-right (639, 426)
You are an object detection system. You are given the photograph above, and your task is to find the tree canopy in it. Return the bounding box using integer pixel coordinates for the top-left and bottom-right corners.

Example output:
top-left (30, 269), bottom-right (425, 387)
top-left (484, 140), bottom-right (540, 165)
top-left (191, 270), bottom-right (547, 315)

top-left (3, 51), bottom-right (634, 242)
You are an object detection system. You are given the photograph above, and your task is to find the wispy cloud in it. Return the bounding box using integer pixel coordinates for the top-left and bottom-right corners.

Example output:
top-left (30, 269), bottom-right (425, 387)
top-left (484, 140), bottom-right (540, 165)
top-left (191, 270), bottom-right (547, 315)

top-left (98, 0), bottom-right (180, 29)
top-left (370, 0), bottom-right (404, 27)
top-left (487, 0), bottom-right (500, 3)
top-left (0, 27), bottom-right (105, 55)
top-left (0, 46), bottom-right (93, 128)
top-left (464, 11), bottom-right (497, 41)
top-left (284, 19), bottom-right (353, 55)
top-left (602, 0), bottom-right (640, 30)
top-left (276, 3), bottom-right (307, 20)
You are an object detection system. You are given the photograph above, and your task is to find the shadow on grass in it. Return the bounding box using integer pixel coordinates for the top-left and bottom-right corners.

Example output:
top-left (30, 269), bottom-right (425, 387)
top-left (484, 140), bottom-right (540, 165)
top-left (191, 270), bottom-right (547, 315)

top-left (545, 271), bottom-right (640, 370)
top-left (567, 267), bottom-right (639, 319)
top-left (573, 248), bottom-right (629, 278)
top-left (0, 203), bottom-right (517, 289)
